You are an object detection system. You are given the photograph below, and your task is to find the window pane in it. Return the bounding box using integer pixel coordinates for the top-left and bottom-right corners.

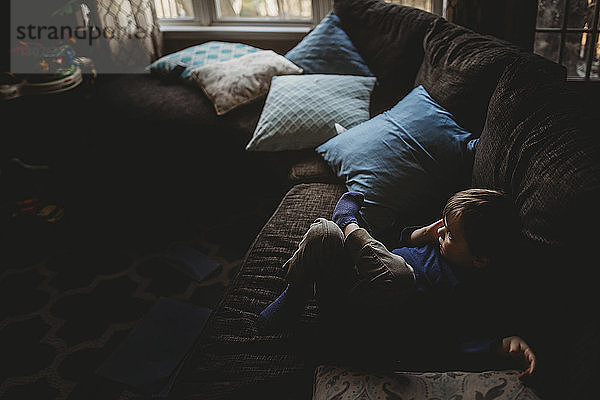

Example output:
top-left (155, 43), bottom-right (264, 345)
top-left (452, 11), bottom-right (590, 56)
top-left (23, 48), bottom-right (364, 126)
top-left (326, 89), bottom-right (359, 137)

top-left (536, 0), bottom-right (565, 28)
top-left (567, 0), bottom-right (596, 28)
top-left (155, 0), bottom-right (194, 18)
top-left (564, 32), bottom-right (588, 77)
top-left (386, 0), bottom-right (432, 13)
top-left (590, 33), bottom-right (599, 78)
top-left (534, 32), bottom-right (561, 62)
top-left (216, 0), bottom-right (312, 19)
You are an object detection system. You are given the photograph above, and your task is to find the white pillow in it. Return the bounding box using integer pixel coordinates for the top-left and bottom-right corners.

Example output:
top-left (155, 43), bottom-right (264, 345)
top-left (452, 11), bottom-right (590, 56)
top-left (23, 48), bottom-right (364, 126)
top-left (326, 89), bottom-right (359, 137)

top-left (189, 50), bottom-right (303, 115)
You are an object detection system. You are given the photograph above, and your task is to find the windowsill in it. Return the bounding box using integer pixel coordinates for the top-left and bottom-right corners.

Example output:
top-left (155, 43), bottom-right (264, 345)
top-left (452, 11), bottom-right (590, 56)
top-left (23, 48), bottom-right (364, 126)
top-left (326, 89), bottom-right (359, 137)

top-left (160, 24), bottom-right (311, 41)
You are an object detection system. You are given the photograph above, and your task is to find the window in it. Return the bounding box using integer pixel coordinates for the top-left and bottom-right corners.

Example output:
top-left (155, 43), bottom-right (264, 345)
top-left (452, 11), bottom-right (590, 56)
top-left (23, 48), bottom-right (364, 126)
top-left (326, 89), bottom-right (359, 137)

top-left (386, 0), bottom-right (444, 16)
top-left (535, 0), bottom-right (600, 80)
top-left (155, 0), bottom-right (442, 26)
top-left (155, 0), bottom-right (325, 24)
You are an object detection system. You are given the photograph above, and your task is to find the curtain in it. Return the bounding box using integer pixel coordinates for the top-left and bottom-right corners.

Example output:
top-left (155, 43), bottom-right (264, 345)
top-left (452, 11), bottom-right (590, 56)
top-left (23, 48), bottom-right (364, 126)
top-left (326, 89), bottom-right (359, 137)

top-left (88, 0), bottom-right (162, 72)
top-left (445, 0), bottom-right (482, 31)
top-left (445, 0), bottom-right (538, 51)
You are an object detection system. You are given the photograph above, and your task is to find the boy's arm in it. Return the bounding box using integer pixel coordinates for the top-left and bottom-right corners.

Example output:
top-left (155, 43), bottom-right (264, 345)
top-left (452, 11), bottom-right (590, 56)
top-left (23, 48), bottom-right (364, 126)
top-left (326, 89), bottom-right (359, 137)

top-left (400, 219), bottom-right (444, 247)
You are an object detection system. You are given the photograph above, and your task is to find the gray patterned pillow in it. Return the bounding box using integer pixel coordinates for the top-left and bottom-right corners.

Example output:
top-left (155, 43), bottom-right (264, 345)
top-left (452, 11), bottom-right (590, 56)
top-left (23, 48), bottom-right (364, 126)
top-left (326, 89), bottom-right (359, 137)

top-left (189, 50), bottom-right (303, 115)
top-left (245, 74), bottom-right (376, 151)
top-left (313, 365), bottom-right (542, 400)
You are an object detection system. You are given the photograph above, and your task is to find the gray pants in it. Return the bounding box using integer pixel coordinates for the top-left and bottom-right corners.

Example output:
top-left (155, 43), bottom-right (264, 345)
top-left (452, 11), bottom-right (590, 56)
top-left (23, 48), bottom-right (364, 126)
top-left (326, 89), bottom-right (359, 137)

top-left (284, 218), bottom-right (416, 315)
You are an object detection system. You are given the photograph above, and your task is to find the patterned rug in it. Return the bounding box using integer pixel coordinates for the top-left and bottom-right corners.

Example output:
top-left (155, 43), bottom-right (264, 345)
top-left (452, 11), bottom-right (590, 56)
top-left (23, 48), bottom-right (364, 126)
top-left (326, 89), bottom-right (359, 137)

top-left (0, 190), bottom-right (281, 400)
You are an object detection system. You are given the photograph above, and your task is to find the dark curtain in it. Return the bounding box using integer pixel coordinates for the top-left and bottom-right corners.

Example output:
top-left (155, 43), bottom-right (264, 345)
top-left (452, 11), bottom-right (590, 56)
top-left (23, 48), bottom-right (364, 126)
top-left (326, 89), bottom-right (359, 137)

top-left (445, 0), bottom-right (539, 51)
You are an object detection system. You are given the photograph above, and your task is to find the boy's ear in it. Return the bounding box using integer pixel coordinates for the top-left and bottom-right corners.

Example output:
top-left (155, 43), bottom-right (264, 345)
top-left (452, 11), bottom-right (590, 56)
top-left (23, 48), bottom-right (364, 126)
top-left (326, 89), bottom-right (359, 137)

top-left (473, 255), bottom-right (490, 269)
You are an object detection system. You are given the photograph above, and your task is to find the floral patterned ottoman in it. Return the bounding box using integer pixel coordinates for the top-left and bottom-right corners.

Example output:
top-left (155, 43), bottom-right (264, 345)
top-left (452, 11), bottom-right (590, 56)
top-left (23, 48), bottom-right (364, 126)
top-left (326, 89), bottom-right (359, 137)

top-left (312, 365), bottom-right (542, 400)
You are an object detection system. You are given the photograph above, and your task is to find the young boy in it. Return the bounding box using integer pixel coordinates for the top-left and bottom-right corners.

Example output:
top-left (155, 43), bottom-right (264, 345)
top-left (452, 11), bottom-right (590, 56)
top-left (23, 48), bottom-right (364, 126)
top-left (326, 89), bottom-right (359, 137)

top-left (258, 189), bottom-right (536, 378)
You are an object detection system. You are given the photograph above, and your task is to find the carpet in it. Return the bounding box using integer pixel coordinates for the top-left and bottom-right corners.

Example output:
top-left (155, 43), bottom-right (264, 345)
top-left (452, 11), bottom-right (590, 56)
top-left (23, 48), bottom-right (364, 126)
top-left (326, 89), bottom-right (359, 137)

top-left (0, 191), bottom-right (281, 400)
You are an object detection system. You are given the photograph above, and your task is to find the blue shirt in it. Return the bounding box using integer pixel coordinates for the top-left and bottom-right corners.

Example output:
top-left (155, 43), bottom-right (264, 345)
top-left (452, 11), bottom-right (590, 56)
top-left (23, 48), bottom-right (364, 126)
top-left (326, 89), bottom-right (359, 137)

top-left (392, 242), bottom-right (497, 356)
top-left (392, 244), bottom-right (460, 297)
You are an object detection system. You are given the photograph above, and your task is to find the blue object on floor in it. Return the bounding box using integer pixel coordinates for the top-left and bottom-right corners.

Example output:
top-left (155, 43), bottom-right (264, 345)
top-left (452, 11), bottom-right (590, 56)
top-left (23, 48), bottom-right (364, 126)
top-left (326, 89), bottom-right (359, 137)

top-left (95, 297), bottom-right (212, 397)
top-left (163, 243), bottom-right (221, 282)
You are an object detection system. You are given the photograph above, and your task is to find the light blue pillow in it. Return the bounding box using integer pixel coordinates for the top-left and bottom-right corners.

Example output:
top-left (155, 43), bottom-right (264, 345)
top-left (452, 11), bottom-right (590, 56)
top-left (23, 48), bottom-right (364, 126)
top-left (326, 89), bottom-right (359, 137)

top-left (147, 41), bottom-right (260, 81)
top-left (285, 12), bottom-right (373, 76)
top-left (316, 85), bottom-right (478, 243)
top-left (245, 74), bottom-right (376, 151)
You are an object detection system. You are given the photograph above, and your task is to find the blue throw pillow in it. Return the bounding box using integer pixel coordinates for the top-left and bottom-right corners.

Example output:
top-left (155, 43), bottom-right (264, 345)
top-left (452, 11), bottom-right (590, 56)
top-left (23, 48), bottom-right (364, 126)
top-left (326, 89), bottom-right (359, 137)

top-left (147, 41), bottom-right (260, 81)
top-left (285, 12), bottom-right (373, 76)
top-left (316, 85), bottom-right (478, 243)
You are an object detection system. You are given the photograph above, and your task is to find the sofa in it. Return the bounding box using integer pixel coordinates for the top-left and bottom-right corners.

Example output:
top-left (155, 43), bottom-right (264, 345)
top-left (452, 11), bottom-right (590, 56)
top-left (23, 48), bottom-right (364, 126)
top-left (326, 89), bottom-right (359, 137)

top-left (93, 0), bottom-right (599, 398)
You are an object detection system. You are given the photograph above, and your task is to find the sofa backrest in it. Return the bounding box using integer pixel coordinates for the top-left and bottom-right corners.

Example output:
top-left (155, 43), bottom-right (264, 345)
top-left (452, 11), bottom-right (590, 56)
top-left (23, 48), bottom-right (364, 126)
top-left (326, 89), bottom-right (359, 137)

top-left (334, 0), bottom-right (528, 136)
top-left (333, 0), bottom-right (438, 114)
top-left (473, 52), bottom-right (599, 251)
top-left (414, 18), bottom-right (524, 136)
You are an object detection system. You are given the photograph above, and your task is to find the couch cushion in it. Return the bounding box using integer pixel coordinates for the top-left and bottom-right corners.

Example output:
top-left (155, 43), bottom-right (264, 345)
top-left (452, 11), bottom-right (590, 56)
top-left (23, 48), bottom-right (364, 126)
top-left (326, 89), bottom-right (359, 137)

top-left (172, 183), bottom-right (347, 400)
top-left (333, 0), bottom-right (438, 114)
top-left (414, 18), bottom-right (529, 136)
top-left (313, 365), bottom-right (542, 400)
top-left (288, 152), bottom-right (340, 185)
top-left (94, 73), bottom-right (263, 142)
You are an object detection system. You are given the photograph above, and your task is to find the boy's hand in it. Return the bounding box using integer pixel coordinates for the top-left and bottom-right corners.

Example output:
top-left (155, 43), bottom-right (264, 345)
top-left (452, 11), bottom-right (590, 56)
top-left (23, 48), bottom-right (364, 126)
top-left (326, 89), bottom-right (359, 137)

top-left (498, 336), bottom-right (537, 379)
top-left (409, 219), bottom-right (444, 246)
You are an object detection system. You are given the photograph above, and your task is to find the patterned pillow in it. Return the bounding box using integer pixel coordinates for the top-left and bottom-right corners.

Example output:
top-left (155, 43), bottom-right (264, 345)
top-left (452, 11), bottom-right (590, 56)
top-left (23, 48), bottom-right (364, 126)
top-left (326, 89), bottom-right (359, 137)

top-left (312, 365), bottom-right (542, 400)
top-left (189, 50), bottom-right (303, 115)
top-left (147, 41), bottom-right (260, 81)
top-left (245, 74), bottom-right (376, 151)
top-left (285, 12), bottom-right (373, 76)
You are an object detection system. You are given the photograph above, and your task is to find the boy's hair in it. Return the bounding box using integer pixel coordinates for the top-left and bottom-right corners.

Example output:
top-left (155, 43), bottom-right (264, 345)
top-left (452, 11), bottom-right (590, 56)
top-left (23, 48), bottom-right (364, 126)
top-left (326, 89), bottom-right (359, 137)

top-left (443, 188), bottom-right (520, 262)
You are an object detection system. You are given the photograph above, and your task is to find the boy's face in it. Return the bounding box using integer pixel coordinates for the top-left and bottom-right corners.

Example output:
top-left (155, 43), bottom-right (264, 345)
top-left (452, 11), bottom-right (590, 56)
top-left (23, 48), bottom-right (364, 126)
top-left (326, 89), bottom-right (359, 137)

top-left (437, 214), bottom-right (481, 269)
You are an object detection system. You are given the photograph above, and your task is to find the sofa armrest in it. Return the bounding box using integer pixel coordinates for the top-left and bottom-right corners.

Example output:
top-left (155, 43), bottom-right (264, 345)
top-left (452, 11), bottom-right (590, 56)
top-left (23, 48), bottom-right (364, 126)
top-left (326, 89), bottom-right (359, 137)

top-left (312, 365), bottom-right (542, 400)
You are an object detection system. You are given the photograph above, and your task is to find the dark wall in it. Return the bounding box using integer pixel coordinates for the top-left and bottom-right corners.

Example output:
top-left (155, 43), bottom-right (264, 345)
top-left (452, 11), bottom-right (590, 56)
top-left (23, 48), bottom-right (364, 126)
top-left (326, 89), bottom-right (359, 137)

top-left (446, 0), bottom-right (539, 51)
top-left (568, 80), bottom-right (600, 103)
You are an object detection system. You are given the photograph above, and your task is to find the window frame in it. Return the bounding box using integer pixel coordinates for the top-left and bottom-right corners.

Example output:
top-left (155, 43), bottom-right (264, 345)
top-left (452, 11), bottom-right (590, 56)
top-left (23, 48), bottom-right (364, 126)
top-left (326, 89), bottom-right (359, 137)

top-left (157, 0), bottom-right (444, 41)
top-left (535, 0), bottom-right (600, 81)
top-left (157, 0), bottom-right (333, 27)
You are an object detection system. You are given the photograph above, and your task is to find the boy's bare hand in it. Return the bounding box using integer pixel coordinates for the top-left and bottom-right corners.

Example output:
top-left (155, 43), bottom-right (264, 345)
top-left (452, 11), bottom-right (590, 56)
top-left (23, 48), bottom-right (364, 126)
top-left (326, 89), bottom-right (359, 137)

top-left (499, 336), bottom-right (537, 378)
top-left (409, 219), bottom-right (444, 246)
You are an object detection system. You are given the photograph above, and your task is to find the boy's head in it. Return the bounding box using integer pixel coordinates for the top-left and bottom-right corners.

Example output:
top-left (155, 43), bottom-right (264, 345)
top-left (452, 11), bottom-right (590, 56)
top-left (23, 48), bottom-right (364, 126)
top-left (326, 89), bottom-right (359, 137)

top-left (438, 188), bottom-right (520, 269)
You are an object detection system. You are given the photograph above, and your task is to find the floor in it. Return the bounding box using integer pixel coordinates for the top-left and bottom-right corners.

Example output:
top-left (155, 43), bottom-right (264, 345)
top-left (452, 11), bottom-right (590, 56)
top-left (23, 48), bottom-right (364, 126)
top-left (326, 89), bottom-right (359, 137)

top-left (0, 153), bottom-right (286, 399)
